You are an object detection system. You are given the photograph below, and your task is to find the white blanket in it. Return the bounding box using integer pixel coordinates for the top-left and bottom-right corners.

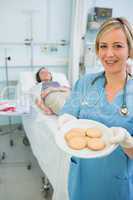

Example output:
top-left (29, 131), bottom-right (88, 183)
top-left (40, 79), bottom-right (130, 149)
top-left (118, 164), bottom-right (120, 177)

top-left (22, 102), bottom-right (70, 200)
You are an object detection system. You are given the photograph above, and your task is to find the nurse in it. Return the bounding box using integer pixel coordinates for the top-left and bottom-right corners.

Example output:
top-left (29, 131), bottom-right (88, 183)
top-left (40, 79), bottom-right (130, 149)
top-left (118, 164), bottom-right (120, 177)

top-left (59, 17), bottom-right (133, 200)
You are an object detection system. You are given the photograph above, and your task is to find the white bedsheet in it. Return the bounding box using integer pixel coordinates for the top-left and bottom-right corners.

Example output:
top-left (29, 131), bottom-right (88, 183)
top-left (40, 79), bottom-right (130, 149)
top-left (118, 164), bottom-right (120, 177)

top-left (22, 105), bottom-right (70, 200)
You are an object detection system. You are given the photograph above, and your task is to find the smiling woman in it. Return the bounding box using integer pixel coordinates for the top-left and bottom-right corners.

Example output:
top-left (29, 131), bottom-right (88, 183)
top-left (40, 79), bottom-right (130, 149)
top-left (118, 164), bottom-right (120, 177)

top-left (59, 17), bottom-right (133, 200)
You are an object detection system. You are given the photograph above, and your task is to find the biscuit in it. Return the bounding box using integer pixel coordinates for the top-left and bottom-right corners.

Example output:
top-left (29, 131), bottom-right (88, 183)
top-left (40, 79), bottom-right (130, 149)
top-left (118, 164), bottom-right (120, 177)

top-left (64, 128), bottom-right (86, 142)
top-left (85, 136), bottom-right (92, 143)
top-left (68, 137), bottom-right (87, 150)
top-left (87, 138), bottom-right (105, 151)
top-left (70, 128), bottom-right (87, 134)
top-left (86, 128), bottom-right (102, 138)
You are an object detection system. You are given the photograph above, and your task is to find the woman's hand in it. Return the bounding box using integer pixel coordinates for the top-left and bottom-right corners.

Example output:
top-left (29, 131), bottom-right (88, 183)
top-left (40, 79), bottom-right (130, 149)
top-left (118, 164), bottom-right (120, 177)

top-left (41, 91), bottom-right (49, 98)
top-left (35, 98), bottom-right (54, 115)
top-left (43, 106), bottom-right (54, 115)
top-left (110, 127), bottom-right (133, 148)
top-left (41, 87), bottom-right (59, 98)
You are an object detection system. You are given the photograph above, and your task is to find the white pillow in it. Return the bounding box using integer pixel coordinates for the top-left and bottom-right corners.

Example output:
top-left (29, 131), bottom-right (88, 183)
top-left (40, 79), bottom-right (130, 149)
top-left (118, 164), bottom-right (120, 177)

top-left (51, 72), bottom-right (69, 87)
top-left (19, 71), bottom-right (69, 94)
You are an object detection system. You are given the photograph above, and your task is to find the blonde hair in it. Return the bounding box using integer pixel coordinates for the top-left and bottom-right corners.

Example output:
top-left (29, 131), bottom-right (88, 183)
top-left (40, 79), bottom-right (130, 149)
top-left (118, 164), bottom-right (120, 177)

top-left (95, 17), bottom-right (133, 58)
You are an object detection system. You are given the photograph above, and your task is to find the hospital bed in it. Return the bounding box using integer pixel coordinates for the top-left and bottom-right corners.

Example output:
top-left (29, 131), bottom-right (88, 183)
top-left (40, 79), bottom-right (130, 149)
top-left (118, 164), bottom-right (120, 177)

top-left (18, 71), bottom-right (70, 200)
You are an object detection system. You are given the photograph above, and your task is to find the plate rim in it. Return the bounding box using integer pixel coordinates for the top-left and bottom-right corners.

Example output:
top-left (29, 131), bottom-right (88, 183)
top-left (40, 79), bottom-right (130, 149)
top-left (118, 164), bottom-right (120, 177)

top-left (55, 119), bottom-right (118, 158)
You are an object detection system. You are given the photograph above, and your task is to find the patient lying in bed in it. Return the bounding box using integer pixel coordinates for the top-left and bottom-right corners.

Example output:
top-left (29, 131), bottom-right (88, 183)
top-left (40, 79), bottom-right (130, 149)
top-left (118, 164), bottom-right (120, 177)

top-left (35, 67), bottom-right (70, 115)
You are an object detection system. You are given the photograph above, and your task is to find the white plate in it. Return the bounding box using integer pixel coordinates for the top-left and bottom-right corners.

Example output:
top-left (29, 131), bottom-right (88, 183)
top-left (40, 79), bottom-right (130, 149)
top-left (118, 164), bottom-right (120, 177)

top-left (55, 119), bottom-right (118, 158)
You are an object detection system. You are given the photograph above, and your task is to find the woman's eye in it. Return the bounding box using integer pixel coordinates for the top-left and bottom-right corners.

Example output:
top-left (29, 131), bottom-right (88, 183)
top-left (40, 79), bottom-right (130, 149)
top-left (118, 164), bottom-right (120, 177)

top-left (113, 44), bottom-right (123, 48)
top-left (99, 45), bottom-right (107, 49)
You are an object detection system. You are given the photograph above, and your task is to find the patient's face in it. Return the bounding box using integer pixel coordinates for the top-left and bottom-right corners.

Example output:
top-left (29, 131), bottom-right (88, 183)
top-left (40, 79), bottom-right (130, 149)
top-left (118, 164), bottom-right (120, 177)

top-left (39, 69), bottom-right (52, 81)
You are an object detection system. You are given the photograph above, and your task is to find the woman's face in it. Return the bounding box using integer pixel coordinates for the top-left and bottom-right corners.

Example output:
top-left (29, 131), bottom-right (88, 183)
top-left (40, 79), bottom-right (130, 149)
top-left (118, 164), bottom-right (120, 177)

top-left (98, 28), bottom-right (129, 74)
top-left (39, 68), bottom-right (52, 81)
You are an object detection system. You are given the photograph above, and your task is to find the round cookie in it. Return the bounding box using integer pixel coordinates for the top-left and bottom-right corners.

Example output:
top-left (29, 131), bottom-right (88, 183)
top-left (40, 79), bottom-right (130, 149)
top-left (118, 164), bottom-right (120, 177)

top-left (85, 136), bottom-right (92, 143)
top-left (70, 128), bottom-right (87, 134)
top-left (68, 136), bottom-right (87, 150)
top-left (64, 128), bottom-right (86, 142)
top-left (87, 138), bottom-right (105, 151)
top-left (86, 127), bottom-right (102, 138)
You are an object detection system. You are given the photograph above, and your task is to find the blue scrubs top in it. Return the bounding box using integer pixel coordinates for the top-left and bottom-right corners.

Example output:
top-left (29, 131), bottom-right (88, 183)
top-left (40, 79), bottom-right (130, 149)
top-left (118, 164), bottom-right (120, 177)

top-left (60, 72), bottom-right (133, 200)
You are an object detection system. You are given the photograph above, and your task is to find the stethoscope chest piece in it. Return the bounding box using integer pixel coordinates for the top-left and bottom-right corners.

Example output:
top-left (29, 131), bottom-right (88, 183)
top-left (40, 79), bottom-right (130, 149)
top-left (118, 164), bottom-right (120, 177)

top-left (119, 105), bottom-right (129, 116)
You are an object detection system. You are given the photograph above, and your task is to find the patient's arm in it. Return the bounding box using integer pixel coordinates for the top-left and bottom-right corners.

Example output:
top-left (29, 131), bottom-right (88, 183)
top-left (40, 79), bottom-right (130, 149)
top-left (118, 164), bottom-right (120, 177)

top-left (41, 87), bottom-right (57, 98)
top-left (35, 98), bottom-right (54, 115)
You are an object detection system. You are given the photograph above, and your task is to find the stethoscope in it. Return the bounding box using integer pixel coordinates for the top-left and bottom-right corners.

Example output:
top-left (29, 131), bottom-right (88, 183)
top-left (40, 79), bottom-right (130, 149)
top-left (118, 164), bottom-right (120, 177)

top-left (91, 71), bottom-right (132, 116)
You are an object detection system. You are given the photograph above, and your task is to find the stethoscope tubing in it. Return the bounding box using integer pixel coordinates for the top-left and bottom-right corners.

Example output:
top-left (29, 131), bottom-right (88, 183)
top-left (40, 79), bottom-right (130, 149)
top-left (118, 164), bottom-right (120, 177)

top-left (91, 71), bottom-right (132, 116)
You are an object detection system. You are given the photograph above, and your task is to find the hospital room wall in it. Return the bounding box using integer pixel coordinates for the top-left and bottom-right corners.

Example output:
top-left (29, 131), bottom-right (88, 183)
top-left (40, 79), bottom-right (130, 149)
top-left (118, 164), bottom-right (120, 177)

top-left (95, 0), bottom-right (133, 22)
top-left (85, 0), bottom-right (133, 71)
top-left (0, 0), bottom-right (72, 78)
top-left (87, 0), bottom-right (133, 39)
top-left (0, 0), bottom-right (72, 125)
